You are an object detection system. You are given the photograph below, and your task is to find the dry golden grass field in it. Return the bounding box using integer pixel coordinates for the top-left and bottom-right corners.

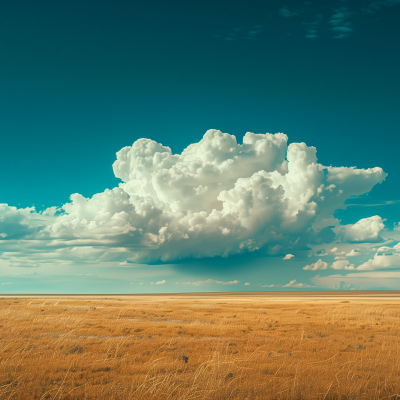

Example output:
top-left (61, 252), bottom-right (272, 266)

top-left (2, 292), bottom-right (400, 399)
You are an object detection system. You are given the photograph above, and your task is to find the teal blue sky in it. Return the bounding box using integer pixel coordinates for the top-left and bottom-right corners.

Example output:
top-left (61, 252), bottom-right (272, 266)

top-left (1, 0), bottom-right (400, 293)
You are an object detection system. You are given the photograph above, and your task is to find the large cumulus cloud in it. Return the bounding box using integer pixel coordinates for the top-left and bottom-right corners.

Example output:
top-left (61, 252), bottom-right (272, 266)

top-left (0, 130), bottom-right (387, 266)
top-left (341, 215), bottom-right (385, 243)
top-left (355, 243), bottom-right (400, 271)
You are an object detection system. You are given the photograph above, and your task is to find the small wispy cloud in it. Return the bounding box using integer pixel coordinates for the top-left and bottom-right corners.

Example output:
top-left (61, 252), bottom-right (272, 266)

top-left (278, 6), bottom-right (299, 18)
top-left (329, 7), bottom-right (353, 38)
top-left (346, 199), bottom-right (400, 207)
top-left (303, 14), bottom-right (323, 38)
top-left (1, 282), bottom-right (13, 285)
top-left (10, 261), bottom-right (39, 268)
top-left (214, 1), bottom-right (399, 44)
top-left (283, 254), bottom-right (294, 260)
top-left (363, 0), bottom-right (400, 13)
top-left (156, 280), bottom-right (166, 285)
top-left (213, 25), bottom-right (263, 41)
top-left (244, 282), bottom-right (251, 286)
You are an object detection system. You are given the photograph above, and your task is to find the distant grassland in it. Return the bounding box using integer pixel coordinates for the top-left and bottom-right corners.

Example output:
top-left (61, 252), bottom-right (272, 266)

top-left (1, 293), bottom-right (400, 399)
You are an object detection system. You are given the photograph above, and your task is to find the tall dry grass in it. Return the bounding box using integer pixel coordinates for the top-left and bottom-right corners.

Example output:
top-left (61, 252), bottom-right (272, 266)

top-left (1, 294), bottom-right (400, 399)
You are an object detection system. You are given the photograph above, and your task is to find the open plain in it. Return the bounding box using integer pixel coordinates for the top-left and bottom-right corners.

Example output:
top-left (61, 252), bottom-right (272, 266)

top-left (1, 292), bottom-right (400, 399)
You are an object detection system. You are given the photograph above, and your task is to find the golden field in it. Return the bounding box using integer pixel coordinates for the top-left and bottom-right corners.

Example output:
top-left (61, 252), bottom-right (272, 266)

top-left (1, 292), bottom-right (400, 399)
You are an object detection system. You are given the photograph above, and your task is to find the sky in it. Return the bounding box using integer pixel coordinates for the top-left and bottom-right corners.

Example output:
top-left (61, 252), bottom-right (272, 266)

top-left (1, 0), bottom-right (400, 293)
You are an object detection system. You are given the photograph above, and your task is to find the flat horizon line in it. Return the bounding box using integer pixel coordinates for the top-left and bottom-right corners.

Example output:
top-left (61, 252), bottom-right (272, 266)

top-left (2, 290), bottom-right (400, 297)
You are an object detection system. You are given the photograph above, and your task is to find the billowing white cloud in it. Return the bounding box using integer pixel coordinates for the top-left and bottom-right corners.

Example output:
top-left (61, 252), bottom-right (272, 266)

top-left (376, 243), bottom-right (400, 255)
top-left (346, 249), bottom-right (361, 257)
top-left (357, 253), bottom-right (400, 270)
top-left (331, 259), bottom-right (355, 270)
top-left (113, 130), bottom-right (288, 214)
top-left (283, 254), bottom-right (294, 260)
top-left (0, 130), bottom-right (387, 266)
top-left (303, 259), bottom-right (328, 270)
top-left (342, 216), bottom-right (385, 243)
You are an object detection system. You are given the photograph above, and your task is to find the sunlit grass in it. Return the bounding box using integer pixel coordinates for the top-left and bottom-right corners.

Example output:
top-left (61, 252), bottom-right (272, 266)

top-left (1, 294), bottom-right (400, 399)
